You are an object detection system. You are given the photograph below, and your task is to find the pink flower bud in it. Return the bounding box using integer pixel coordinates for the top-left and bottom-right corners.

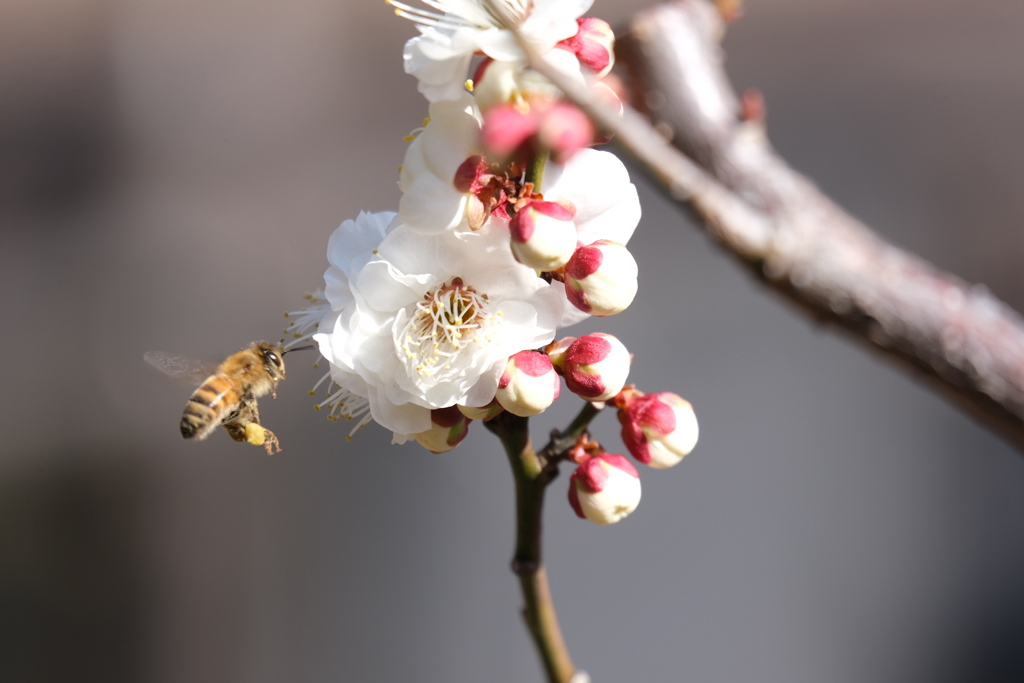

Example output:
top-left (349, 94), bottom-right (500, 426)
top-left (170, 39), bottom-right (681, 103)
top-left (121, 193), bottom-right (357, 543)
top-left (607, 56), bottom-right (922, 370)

top-left (481, 103), bottom-right (538, 157)
top-left (564, 239), bottom-right (638, 316)
top-left (557, 17), bottom-right (616, 78)
top-left (568, 452), bottom-right (641, 525)
top-left (494, 351), bottom-right (561, 417)
top-left (413, 406), bottom-right (471, 453)
top-left (458, 398), bottom-right (504, 421)
top-left (562, 333), bottom-right (630, 401)
top-left (509, 200), bottom-right (579, 271)
top-left (537, 103), bottom-right (594, 162)
top-left (618, 392), bottom-right (699, 468)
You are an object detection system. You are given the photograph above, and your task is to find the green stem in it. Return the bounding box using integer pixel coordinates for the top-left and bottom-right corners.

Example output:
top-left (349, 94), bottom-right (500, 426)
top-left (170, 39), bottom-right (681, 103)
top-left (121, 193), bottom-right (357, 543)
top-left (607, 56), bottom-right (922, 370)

top-left (526, 148), bottom-right (549, 194)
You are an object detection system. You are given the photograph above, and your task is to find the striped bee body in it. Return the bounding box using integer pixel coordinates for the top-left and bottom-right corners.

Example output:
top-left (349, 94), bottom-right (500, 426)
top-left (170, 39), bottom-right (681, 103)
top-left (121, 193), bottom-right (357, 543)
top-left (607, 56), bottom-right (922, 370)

top-left (181, 373), bottom-right (245, 440)
top-left (147, 341), bottom-right (287, 454)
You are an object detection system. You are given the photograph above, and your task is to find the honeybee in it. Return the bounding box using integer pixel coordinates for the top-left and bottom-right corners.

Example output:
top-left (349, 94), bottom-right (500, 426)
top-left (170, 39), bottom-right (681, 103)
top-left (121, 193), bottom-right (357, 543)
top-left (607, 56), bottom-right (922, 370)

top-left (146, 341), bottom-right (299, 454)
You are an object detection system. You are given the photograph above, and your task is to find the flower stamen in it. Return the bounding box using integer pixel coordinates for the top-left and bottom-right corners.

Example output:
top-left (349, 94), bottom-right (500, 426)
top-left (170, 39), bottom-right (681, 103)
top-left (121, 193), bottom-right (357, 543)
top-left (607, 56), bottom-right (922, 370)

top-left (399, 277), bottom-right (499, 381)
top-left (284, 291), bottom-right (328, 349)
top-left (315, 382), bottom-right (373, 438)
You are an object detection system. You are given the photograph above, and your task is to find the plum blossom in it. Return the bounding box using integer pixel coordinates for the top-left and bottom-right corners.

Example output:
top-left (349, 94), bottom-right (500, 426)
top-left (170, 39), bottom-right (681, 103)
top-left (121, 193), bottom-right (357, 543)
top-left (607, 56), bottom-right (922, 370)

top-left (312, 211), bottom-right (565, 437)
top-left (393, 0), bottom-right (593, 102)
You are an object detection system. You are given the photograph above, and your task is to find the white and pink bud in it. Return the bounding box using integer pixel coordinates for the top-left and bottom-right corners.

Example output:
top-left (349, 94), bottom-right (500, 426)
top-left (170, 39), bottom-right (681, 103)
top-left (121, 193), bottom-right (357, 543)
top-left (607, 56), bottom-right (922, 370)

top-left (617, 391), bottom-right (699, 468)
top-left (562, 333), bottom-right (631, 401)
top-left (494, 351), bottom-right (561, 417)
top-left (568, 452), bottom-right (641, 525)
top-left (564, 239), bottom-right (638, 316)
top-left (557, 17), bottom-right (616, 78)
top-left (458, 398), bottom-right (504, 421)
top-left (413, 406), bottom-right (471, 453)
top-left (509, 200), bottom-right (579, 271)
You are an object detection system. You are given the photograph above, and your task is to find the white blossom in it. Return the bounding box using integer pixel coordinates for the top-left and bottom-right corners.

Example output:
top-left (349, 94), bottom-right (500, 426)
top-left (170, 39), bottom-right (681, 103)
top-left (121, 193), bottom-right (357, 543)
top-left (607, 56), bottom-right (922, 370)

top-left (313, 212), bottom-right (566, 436)
top-left (393, 0), bottom-right (593, 102)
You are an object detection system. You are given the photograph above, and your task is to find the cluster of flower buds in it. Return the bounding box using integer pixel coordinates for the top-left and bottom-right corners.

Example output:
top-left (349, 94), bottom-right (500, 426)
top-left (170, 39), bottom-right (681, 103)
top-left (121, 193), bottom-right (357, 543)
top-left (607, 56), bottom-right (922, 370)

top-left (562, 385), bottom-right (699, 525)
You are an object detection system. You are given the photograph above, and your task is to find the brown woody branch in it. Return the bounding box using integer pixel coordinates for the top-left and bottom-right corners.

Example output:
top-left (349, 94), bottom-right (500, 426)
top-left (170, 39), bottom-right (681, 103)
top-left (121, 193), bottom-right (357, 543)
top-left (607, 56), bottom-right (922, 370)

top-left (522, 0), bottom-right (1024, 452)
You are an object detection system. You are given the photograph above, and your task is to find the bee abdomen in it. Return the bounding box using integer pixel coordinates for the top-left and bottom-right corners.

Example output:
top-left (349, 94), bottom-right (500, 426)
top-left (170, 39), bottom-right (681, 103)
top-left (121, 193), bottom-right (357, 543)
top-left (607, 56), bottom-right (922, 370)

top-left (180, 376), bottom-right (236, 440)
top-left (181, 398), bottom-right (215, 439)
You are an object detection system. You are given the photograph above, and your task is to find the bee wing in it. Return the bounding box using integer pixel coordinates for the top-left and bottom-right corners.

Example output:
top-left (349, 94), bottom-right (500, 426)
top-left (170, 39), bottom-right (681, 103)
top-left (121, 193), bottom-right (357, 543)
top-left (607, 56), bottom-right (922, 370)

top-left (144, 351), bottom-right (217, 385)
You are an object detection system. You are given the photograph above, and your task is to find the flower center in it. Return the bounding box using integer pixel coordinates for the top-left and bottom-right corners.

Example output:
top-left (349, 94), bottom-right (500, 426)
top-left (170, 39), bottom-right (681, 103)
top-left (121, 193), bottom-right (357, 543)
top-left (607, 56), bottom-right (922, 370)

top-left (399, 277), bottom-right (499, 382)
top-left (455, 155), bottom-right (531, 229)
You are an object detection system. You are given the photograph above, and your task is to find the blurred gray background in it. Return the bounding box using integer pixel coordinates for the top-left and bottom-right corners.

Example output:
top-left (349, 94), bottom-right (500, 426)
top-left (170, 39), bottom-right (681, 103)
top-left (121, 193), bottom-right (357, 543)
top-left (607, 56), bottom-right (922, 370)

top-left (3, 0), bottom-right (1024, 681)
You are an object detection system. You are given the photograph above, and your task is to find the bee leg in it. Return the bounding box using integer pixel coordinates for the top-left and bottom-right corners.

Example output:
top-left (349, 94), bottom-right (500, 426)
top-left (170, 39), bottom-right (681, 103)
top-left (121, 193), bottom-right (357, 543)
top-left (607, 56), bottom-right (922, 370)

top-left (228, 421), bottom-right (280, 454)
top-left (224, 398), bottom-right (281, 454)
top-left (223, 417), bottom-right (276, 452)
top-left (258, 427), bottom-right (282, 455)
top-left (218, 398), bottom-right (262, 449)
top-left (222, 419), bottom-right (249, 443)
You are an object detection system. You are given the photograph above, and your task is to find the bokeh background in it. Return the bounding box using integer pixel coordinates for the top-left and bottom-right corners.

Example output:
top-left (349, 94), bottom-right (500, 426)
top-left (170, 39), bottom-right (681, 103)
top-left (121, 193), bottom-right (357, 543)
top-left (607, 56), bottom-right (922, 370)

top-left (3, 0), bottom-right (1024, 681)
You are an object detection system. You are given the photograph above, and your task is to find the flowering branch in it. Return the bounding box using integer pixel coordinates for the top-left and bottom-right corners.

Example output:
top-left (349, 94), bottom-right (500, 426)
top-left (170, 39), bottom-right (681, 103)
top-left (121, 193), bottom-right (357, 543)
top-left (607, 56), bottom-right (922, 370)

top-left (283, 2), bottom-right (697, 679)
top-left (510, 0), bottom-right (1024, 453)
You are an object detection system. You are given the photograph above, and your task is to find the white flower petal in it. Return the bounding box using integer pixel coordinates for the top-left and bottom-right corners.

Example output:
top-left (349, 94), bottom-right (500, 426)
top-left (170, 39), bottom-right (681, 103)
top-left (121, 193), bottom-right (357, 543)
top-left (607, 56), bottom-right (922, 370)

top-left (323, 211), bottom-right (396, 309)
top-left (399, 96), bottom-right (482, 234)
top-left (403, 33), bottom-right (476, 103)
top-left (544, 149), bottom-right (640, 245)
top-left (368, 386), bottom-right (433, 434)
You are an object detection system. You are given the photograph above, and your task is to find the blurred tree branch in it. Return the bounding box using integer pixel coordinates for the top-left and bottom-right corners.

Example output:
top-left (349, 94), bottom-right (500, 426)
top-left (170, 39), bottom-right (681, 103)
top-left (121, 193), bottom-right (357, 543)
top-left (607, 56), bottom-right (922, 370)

top-left (521, 0), bottom-right (1024, 453)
